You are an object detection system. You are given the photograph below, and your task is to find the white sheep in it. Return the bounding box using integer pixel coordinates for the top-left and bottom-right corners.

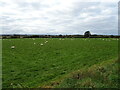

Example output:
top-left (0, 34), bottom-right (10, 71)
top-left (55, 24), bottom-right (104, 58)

top-left (44, 41), bottom-right (48, 43)
top-left (41, 43), bottom-right (43, 46)
top-left (11, 46), bottom-right (15, 49)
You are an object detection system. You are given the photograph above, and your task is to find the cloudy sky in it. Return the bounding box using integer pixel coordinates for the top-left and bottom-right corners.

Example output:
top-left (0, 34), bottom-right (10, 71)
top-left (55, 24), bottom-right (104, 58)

top-left (0, 0), bottom-right (119, 35)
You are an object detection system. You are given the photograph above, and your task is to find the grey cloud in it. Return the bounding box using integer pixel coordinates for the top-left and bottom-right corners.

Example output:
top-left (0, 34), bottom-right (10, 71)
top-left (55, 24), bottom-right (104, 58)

top-left (2, 26), bottom-right (25, 34)
top-left (71, 2), bottom-right (101, 16)
top-left (0, 1), bottom-right (7, 6)
top-left (15, 1), bottom-right (50, 11)
top-left (0, 0), bottom-right (118, 35)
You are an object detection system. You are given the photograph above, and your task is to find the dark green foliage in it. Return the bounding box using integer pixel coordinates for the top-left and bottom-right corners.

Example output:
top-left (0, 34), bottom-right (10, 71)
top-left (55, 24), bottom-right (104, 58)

top-left (84, 31), bottom-right (91, 38)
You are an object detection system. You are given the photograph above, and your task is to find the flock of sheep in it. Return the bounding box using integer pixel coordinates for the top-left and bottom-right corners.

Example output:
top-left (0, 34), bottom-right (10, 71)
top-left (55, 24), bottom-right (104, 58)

top-left (9, 38), bottom-right (119, 49)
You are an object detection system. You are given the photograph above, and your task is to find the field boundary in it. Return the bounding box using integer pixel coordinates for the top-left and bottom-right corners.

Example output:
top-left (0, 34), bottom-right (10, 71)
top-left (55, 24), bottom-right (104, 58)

top-left (39, 58), bottom-right (118, 88)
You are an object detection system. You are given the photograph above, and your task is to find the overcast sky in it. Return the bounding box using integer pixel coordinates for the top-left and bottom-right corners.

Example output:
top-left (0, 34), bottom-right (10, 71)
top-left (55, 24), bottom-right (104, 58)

top-left (0, 0), bottom-right (119, 35)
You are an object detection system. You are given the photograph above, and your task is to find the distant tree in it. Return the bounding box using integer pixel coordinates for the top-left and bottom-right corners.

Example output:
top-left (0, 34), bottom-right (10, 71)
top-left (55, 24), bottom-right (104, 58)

top-left (84, 31), bottom-right (91, 38)
top-left (110, 35), bottom-right (114, 38)
top-left (92, 34), bottom-right (97, 36)
top-left (59, 34), bottom-right (62, 38)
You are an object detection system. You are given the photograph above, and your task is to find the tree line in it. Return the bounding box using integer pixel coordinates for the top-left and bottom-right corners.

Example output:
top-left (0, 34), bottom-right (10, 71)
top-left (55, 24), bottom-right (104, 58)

top-left (1, 31), bottom-right (120, 39)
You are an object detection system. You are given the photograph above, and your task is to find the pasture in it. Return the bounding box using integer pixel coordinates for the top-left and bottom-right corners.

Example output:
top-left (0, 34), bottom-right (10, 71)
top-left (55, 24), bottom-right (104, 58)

top-left (2, 38), bottom-right (119, 88)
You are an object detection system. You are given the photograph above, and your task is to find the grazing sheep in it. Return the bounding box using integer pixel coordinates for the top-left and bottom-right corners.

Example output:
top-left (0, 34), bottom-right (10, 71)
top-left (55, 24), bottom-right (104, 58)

top-left (33, 38), bottom-right (35, 40)
top-left (41, 43), bottom-right (43, 46)
top-left (11, 46), bottom-right (15, 49)
top-left (44, 41), bottom-right (48, 43)
top-left (34, 43), bottom-right (36, 45)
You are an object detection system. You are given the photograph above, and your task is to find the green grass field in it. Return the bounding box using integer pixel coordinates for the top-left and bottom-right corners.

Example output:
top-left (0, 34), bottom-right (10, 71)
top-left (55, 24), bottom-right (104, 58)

top-left (2, 38), bottom-right (119, 88)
